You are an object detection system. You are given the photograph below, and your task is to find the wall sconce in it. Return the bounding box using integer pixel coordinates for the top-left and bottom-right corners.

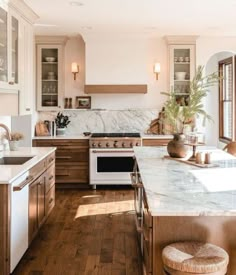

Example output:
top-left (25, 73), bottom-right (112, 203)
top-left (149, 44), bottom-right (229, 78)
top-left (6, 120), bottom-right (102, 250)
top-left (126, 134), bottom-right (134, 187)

top-left (71, 62), bottom-right (79, 80)
top-left (154, 63), bottom-right (161, 80)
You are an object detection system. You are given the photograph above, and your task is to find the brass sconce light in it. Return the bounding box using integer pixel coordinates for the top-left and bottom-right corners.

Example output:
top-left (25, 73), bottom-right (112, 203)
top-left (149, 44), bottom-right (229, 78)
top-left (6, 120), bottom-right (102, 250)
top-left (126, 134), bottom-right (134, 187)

top-left (154, 63), bottom-right (161, 80)
top-left (71, 62), bottom-right (79, 80)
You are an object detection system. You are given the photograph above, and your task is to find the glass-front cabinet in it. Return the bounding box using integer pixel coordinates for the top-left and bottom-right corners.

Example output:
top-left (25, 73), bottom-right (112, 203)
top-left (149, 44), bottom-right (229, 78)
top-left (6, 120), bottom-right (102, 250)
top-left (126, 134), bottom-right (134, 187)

top-left (166, 36), bottom-right (197, 105)
top-left (0, 4), bottom-right (19, 89)
top-left (36, 41), bottom-right (65, 111)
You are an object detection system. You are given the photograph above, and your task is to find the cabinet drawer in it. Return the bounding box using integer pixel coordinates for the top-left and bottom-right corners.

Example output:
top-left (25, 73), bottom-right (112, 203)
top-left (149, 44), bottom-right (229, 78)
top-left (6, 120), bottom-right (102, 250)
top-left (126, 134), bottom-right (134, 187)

top-left (56, 148), bottom-right (89, 163)
top-left (33, 139), bottom-right (89, 148)
top-left (45, 164), bottom-right (55, 193)
top-left (29, 158), bottom-right (46, 181)
top-left (56, 165), bottom-right (89, 183)
top-left (47, 152), bottom-right (55, 167)
top-left (142, 138), bottom-right (171, 146)
top-left (45, 185), bottom-right (55, 216)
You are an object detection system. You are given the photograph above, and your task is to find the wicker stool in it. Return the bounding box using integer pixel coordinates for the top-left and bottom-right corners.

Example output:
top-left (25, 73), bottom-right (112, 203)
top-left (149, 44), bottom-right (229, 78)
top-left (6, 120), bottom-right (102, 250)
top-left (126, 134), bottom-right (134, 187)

top-left (162, 241), bottom-right (229, 275)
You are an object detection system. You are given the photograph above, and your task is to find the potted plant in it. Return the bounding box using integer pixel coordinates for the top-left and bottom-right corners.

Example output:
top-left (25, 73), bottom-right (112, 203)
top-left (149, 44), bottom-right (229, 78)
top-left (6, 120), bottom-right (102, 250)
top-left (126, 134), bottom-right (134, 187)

top-left (8, 132), bottom-right (24, 151)
top-left (55, 112), bottom-right (71, 136)
top-left (162, 65), bottom-right (220, 157)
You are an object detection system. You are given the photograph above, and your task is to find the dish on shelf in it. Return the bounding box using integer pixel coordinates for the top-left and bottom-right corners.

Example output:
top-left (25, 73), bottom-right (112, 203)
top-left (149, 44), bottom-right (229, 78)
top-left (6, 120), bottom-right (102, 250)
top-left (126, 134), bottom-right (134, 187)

top-left (175, 72), bottom-right (186, 80)
top-left (43, 100), bottom-right (57, 106)
top-left (45, 57), bottom-right (56, 62)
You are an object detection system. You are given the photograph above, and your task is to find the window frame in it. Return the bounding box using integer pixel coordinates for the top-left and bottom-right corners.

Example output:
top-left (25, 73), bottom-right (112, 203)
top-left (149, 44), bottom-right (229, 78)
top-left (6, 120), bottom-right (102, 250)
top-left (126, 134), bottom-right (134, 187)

top-left (219, 56), bottom-right (236, 143)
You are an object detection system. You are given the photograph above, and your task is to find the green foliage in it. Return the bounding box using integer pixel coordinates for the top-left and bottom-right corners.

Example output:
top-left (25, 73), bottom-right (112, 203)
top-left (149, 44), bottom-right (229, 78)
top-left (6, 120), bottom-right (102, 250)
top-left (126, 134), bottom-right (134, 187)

top-left (161, 66), bottom-right (220, 133)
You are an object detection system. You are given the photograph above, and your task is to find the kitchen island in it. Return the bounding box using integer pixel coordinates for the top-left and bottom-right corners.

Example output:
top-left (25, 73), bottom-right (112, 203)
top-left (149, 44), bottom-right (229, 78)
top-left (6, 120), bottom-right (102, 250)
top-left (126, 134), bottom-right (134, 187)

top-left (133, 146), bottom-right (236, 275)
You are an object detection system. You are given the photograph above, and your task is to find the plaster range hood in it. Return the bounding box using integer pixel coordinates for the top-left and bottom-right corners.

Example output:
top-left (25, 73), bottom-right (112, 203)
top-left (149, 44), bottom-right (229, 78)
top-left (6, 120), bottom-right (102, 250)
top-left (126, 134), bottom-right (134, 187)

top-left (84, 34), bottom-right (148, 94)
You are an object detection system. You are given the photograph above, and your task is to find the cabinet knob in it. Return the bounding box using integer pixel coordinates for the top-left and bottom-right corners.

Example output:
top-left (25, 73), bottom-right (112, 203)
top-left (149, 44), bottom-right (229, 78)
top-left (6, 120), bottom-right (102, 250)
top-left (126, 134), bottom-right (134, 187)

top-left (8, 81), bottom-right (14, 85)
top-left (26, 108), bottom-right (31, 111)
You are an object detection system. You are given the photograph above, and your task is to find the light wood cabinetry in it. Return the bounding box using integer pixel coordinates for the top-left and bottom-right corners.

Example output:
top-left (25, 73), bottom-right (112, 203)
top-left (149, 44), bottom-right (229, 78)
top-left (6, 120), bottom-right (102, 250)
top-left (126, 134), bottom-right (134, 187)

top-left (0, 0), bottom-right (37, 114)
top-left (35, 36), bottom-right (68, 111)
top-left (142, 138), bottom-right (171, 146)
top-left (28, 152), bottom-right (55, 244)
top-left (165, 36), bottom-right (197, 104)
top-left (32, 139), bottom-right (89, 185)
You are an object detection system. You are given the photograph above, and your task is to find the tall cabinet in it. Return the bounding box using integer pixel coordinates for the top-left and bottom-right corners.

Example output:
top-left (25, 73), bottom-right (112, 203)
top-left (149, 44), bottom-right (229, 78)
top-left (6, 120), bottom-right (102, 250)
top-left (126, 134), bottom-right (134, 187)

top-left (165, 36), bottom-right (198, 105)
top-left (36, 36), bottom-right (68, 111)
top-left (0, 0), bottom-right (38, 115)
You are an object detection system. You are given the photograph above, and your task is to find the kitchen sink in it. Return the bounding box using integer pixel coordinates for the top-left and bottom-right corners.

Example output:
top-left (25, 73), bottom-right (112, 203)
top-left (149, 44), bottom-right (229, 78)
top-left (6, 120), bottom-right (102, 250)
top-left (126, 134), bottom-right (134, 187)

top-left (0, 156), bottom-right (34, 165)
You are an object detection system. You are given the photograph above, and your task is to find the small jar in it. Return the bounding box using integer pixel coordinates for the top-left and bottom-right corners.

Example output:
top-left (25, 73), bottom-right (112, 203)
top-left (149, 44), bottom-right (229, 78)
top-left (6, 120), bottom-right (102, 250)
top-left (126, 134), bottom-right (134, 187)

top-left (196, 152), bottom-right (204, 164)
top-left (204, 152), bottom-right (212, 164)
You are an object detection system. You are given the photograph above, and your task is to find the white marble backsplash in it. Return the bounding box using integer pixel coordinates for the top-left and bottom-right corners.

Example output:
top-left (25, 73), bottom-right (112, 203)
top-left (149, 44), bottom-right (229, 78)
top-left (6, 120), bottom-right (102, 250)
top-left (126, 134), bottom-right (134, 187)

top-left (37, 109), bottom-right (159, 135)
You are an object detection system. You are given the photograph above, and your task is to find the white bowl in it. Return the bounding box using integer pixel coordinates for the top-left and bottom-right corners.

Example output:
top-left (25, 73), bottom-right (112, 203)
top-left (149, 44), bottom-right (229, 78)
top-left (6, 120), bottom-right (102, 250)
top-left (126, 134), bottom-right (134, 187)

top-left (45, 57), bottom-right (56, 62)
top-left (175, 72), bottom-right (186, 80)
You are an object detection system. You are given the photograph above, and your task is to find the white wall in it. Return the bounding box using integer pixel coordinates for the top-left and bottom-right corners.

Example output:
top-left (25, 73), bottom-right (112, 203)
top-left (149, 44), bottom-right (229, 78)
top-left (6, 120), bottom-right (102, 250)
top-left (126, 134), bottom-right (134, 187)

top-left (63, 35), bottom-right (168, 110)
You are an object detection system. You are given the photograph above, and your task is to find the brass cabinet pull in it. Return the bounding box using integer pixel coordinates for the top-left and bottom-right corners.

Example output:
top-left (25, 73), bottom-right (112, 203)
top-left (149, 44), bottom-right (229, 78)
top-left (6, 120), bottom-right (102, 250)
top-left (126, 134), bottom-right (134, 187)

top-left (13, 175), bottom-right (34, 191)
top-left (49, 198), bottom-right (54, 204)
top-left (49, 157), bottom-right (54, 163)
top-left (92, 150), bottom-right (134, 153)
top-left (49, 175), bottom-right (54, 181)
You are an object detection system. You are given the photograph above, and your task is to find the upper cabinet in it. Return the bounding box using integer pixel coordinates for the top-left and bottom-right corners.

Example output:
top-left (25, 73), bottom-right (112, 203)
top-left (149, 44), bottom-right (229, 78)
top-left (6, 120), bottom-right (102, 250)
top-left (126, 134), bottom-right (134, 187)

top-left (36, 36), bottom-right (68, 111)
top-left (165, 36), bottom-right (198, 104)
top-left (0, 0), bottom-right (38, 114)
top-left (0, 3), bottom-right (19, 89)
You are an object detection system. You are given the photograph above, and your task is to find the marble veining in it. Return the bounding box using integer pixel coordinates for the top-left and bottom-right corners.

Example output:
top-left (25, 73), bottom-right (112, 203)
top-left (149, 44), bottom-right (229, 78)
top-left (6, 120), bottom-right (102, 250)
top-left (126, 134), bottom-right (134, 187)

top-left (134, 146), bottom-right (236, 216)
top-left (37, 109), bottom-right (159, 135)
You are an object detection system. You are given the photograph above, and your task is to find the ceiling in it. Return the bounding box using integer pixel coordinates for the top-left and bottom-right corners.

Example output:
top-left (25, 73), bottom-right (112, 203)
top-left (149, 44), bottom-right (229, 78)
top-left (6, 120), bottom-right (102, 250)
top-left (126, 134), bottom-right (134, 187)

top-left (24, 0), bottom-right (236, 37)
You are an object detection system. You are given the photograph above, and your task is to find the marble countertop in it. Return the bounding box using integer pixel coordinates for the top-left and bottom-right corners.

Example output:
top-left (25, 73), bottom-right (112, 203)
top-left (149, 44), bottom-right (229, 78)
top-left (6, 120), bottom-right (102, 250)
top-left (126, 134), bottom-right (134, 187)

top-left (0, 147), bottom-right (56, 184)
top-left (134, 146), bottom-right (236, 216)
top-left (33, 135), bottom-right (90, 139)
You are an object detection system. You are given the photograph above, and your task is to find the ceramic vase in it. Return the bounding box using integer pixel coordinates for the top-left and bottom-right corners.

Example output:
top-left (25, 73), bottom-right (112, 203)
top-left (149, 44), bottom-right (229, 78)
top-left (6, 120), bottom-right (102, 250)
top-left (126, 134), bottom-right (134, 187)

top-left (56, 128), bottom-right (66, 136)
top-left (9, 140), bottom-right (19, 151)
top-left (167, 133), bottom-right (187, 158)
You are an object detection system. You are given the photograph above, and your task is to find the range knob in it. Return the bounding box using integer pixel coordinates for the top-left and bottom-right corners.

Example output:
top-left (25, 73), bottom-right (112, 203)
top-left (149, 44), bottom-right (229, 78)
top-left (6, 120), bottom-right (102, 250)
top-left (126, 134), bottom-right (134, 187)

top-left (136, 142), bottom-right (140, 146)
top-left (130, 142), bottom-right (133, 147)
top-left (106, 142), bottom-right (110, 147)
top-left (114, 140), bottom-right (118, 148)
top-left (122, 142), bottom-right (126, 148)
top-left (98, 142), bottom-right (102, 148)
top-left (92, 143), bottom-right (96, 147)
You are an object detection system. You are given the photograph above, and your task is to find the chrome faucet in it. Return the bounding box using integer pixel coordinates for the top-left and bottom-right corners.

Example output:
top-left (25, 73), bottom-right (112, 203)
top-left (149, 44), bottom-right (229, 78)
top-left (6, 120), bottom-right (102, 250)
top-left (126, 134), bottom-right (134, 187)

top-left (0, 123), bottom-right (11, 141)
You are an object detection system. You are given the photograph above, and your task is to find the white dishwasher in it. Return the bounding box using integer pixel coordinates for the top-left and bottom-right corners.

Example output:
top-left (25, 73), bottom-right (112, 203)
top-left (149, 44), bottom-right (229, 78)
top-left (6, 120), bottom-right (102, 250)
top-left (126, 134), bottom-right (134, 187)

top-left (10, 171), bottom-right (30, 273)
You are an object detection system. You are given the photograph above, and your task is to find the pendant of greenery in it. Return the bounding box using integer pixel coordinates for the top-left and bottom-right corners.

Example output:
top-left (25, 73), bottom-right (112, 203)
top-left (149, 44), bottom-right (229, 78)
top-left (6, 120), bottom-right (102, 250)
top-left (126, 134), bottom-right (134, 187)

top-left (161, 66), bottom-right (220, 134)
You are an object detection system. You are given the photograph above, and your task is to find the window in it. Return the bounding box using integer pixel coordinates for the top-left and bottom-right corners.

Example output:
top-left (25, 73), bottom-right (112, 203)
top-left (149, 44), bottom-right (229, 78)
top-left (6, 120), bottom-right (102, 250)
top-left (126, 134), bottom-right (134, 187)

top-left (219, 57), bottom-right (235, 141)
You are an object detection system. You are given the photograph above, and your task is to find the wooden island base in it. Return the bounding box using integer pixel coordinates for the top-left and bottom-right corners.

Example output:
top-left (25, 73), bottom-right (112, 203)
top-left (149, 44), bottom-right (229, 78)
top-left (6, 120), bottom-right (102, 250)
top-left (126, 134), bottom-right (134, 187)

top-left (152, 216), bottom-right (236, 275)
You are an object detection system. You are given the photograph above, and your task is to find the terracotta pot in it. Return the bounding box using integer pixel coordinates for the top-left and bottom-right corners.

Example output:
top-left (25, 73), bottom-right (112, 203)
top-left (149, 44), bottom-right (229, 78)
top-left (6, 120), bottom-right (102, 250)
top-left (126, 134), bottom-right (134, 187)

top-left (167, 134), bottom-right (187, 158)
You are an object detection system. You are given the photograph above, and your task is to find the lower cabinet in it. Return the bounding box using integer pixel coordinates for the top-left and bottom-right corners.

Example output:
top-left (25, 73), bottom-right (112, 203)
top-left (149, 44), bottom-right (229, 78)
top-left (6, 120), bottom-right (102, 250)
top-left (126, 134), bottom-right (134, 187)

top-left (29, 173), bottom-right (45, 244)
top-left (29, 153), bottom-right (55, 244)
top-left (32, 139), bottom-right (89, 185)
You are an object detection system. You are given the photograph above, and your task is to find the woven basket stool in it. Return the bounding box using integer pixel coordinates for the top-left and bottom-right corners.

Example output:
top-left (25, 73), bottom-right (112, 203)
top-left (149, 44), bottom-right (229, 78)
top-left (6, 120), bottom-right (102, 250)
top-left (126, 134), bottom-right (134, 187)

top-left (162, 241), bottom-right (229, 275)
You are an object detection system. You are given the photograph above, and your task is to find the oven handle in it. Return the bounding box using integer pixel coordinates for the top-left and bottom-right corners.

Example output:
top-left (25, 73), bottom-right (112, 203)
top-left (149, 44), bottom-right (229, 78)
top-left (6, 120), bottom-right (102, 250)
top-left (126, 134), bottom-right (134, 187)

top-left (91, 150), bottom-right (134, 153)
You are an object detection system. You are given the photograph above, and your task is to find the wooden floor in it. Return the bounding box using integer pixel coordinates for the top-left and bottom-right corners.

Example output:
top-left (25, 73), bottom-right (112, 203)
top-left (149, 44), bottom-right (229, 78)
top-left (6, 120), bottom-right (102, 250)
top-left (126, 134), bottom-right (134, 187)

top-left (13, 187), bottom-right (142, 275)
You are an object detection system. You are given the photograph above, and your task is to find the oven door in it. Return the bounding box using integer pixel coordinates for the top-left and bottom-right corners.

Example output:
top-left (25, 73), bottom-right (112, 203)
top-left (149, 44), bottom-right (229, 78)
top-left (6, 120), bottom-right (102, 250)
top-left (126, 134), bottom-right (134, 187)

top-left (90, 148), bottom-right (135, 184)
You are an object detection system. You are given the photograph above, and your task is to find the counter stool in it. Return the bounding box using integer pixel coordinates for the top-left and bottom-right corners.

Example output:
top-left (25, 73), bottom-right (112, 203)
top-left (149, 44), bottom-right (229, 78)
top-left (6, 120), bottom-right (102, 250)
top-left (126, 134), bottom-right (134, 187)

top-left (162, 241), bottom-right (229, 275)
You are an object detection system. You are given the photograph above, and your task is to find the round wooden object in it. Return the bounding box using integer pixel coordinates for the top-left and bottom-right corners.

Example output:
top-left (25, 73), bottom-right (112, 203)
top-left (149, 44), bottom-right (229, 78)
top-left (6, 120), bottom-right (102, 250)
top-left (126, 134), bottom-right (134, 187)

top-left (162, 242), bottom-right (229, 274)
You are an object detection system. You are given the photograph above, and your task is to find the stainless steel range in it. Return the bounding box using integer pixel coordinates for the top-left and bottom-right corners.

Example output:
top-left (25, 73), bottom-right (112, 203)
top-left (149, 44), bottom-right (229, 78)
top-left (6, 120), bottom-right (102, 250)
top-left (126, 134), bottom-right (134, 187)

top-left (89, 133), bottom-right (141, 188)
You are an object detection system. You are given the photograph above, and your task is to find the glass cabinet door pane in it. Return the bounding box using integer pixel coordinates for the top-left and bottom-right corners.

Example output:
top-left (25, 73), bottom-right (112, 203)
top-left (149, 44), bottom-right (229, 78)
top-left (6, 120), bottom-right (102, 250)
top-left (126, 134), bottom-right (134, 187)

top-left (41, 48), bottom-right (58, 107)
top-left (0, 7), bottom-right (7, 82)
top-left (11, 15), bottom-right (18, 83)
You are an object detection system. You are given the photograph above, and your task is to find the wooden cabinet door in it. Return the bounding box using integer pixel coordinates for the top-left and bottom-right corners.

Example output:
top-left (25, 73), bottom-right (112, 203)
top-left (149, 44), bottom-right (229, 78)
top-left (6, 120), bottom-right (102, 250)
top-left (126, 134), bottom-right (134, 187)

top-left (28, 180), bottom-right (38, 244)
top-left (37, 175), bottom-right (45, 228)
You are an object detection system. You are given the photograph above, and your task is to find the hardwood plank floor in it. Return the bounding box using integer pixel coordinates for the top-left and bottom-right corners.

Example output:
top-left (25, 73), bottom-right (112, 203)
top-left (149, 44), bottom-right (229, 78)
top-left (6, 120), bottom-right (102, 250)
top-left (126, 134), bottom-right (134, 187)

top-left (13, 187), bottom-right (142, 275)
